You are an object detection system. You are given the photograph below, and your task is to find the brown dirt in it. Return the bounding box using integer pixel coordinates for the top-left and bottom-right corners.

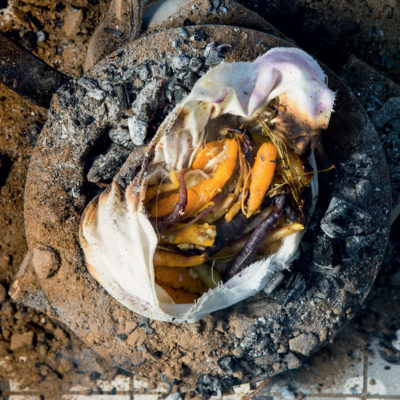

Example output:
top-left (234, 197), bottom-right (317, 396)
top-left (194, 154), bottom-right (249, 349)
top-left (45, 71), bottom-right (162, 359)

top-left (0, 0), bottom-right (399, 398)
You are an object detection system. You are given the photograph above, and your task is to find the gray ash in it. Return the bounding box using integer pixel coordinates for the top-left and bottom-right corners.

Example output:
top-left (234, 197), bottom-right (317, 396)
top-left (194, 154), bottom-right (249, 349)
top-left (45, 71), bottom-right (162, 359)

top-left (83, 41), bottom-right (229, 185)
top-left (87, 144), bottom-right (130, 183)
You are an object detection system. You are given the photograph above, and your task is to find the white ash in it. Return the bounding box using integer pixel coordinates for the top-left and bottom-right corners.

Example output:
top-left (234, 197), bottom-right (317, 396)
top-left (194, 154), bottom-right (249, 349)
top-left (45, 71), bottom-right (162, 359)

top-left (128, 116), bottom-right (147, 146)
top-left (87, 54), bottom-right (212, 183)
top-left (170, 55), bottom-right (190, 70)
top-left (87, 144), bottom-right (130, 183)
top-left (104, 96), bottom-right (121, 120)
top-left (109, 125), bottom-right (134, 150)
top-left (178, 27), bottom-right (189, 39)
top-left (100, 80), bottom-right (114, 93)
top-left (136, 64), bottom-right (151, 82)
top-left (36, 30), bottom-right (46, 42)
top-left (280, 386), bottom-right (296, 400)
top-left (131, 78), bottom-right (163, 119)
top-left (189, 57), bottom-right (203, 72)
top-left (204, 41), bottom-right (226, 66)
top-left (87, 88), bottom-right (105, 101)
top-left (77, 77), bottom-right (100, 91)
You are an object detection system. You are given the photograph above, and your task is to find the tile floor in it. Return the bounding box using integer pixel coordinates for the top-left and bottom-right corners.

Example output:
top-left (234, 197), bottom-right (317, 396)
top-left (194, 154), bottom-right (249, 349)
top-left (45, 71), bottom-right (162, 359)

top-left (2, 333), bottom-right (400, 400)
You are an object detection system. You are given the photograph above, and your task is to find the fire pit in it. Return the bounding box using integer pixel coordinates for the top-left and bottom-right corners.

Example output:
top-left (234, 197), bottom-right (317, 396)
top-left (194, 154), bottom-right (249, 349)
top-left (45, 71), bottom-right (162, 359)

top-left (9, 16), bottom-right (391, 400)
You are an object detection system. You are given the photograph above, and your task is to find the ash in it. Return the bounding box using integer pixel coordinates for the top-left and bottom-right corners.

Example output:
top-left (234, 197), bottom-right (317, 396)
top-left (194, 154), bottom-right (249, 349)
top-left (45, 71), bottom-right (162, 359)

top-left (77, 39), bottom-right (228, 184)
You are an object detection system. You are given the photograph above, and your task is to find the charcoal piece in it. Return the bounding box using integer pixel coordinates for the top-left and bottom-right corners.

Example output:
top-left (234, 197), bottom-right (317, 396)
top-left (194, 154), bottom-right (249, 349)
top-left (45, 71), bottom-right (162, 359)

top-left (191, 29), bottom-right (208, 42)
top-left (20, 31), bottom-right (37, 52)
top-left (170, 55), bottom-right (190, 71)
top-left (128, 116), bottom-right (147, 146)
top-left (181, 71), bottom-right (198, 90)
top-left (104, 97), bottom-right (121, 120)
top-left (132, 79), bottom-right (162, 119)
top-left (312, 234), bottom-right (334, 269)
top-left (189, 57), bottom-right (204, 72)
top-left (114, 83), bottom-right (131, 110)
top-left (122, 66), bottom-right (136, 80)
top-left (87, 88), bottom-right (105, 101)
top-left (196, 374), bottom-right (223, 399)
top-left (77, 77), bottom-right (100, 91)
top-left (100, 80), bottom-right (113, 93)
top-left (178, 27), bottom-right (189, 39)
top-left (136, 64), bottom-right (151, 81)
top-left (87, 144), bottom-right (130, 183)
top-left (108, 126), bottom-right (133, 149)
top-left (173, 86), bottom-right (187, 103)
top-left (371, 97), bottom-right (400, 127)
top-left (37, 31), bottom-right (46, 43)
top-left (320, 197), bottom-right (374, 238)
top-left (274, 273), bottom-right (307, 306)
top-left (217, 356), bottom-right (239, 373)
top-left (263, 271), bottom-right (284, 295)
top-left (204, 41), bottom-right (224, 66)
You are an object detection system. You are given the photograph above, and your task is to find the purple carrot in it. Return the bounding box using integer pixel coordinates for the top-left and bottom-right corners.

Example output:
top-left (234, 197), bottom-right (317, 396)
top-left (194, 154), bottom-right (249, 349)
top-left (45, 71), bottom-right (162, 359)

top-left (207, 211), bottom-right (251, 256)
top-left (222, 194), bottom-right (286, 282)
top-left (150, 170), bottom-right (187, 233)
top-left (241, 132), bottom-right (255, 164)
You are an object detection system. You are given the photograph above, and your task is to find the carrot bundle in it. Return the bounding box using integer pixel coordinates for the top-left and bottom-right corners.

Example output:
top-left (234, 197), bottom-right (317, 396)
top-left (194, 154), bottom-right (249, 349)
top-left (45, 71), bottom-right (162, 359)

top-left (145, 132), bottom-right (312, 303)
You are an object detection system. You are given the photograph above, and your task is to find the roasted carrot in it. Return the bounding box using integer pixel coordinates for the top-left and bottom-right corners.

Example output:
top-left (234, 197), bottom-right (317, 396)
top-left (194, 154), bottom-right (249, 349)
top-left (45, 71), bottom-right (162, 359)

top-left (193, 264), bottom-right (221, 289)
top-left (214, 222), bottom-right (304, 258)
top-left (157, 282), bottom-right (201, 304)
top-left (246, 141), bottom-right (277, 217)
top-left (160, 223), bottom-right (216, 247)
top-left (154, 266), bottom-right (207, 292)
top-left (225, 199), bottom-right (241, 222)
top-left (192, 140), bottom-right (225, 170)
top-left (153, 249), bottom-right (206, 267)
top-left (151, 139), bottom-right (238, 218)
top-left (145, 170), bottom-right (179, 202)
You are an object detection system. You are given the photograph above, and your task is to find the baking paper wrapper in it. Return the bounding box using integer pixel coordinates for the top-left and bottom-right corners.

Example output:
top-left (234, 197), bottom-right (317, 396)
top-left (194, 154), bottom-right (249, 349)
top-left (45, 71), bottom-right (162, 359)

top-left (79, 47), bottom-right (335, 323)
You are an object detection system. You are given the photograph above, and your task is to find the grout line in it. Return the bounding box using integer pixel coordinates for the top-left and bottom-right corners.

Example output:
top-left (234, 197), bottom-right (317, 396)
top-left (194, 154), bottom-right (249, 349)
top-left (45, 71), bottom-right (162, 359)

top-left (362, 352), bottom-right (369, 399)
top-left (130, 374), bottom-right (135, 400)
top-left (306, 395), bottom-right (363, 398)
top-left (305, 396), bottom-right (400, 399)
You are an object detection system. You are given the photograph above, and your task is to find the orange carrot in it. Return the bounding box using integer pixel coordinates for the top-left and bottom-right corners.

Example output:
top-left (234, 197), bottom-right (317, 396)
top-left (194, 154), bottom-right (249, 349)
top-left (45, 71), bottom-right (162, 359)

top-left (160, 223), bottom-right (216, 247)
top-left (246, 142), bottom-right (277, 217)
top-left (153, 250), bottom-right (206, 267)
top-left (191, 140), bottom-right (224, 170)
top-left (151, 139), bottom-right (238, 218)
top-left (154, 266), bottom-right (207, 292)
top-left (157, 282), bottom-right (201, 304)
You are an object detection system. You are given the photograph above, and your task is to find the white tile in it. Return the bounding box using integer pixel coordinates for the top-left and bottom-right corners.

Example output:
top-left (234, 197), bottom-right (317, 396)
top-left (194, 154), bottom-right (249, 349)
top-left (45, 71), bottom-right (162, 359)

top-left (69, 384), bottom-right (92, 392)
top-left (8, 396), bottom-right (41, 400)
top-left (8, 381), bottom-right (36, 392)
top-left (62, 395), bottom-right (130, 400)
top-left (367, 345), bottom-right (400, 395)
top-left (133, 379), bottom-right (168, 393)
top-left (281, 345), bottom-right (365, 395)
top-left (93, 375), bottom-right (131, 391)
top-left (305, 397), bottom-right (362, 399)
top-left (133, 379), bottom-right (148, 389)
top-left (133, 395), bottom-right (160, 400)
